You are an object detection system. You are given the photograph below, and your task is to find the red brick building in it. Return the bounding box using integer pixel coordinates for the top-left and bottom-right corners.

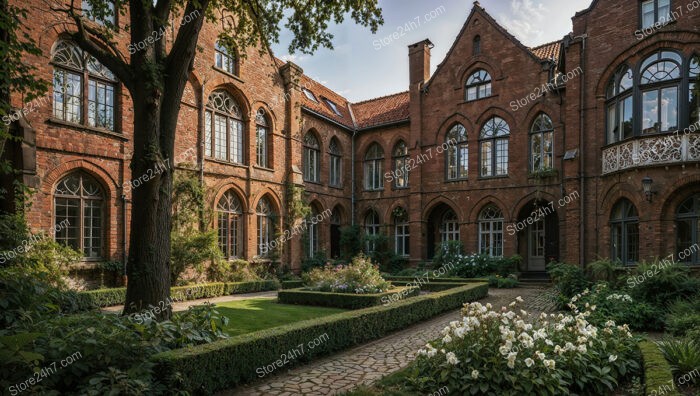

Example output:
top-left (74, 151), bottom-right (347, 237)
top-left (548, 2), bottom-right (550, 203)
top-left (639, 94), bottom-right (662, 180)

top-left (4, 0), bottom-right (700, 280)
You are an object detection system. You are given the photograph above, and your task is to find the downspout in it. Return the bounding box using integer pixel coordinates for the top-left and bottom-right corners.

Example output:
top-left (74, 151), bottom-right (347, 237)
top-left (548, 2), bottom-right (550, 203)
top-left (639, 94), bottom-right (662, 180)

top-left (351, 129), bottom-right (357, 225)
top-left (121, 193), bottom-right (127, 276)
top-left (576, 34), bottom-right (588, 267)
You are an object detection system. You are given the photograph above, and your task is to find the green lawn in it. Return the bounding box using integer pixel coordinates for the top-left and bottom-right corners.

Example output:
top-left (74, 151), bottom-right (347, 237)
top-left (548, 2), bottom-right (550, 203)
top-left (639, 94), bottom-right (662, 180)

top-left (214, 298), bottom-right (347, 336)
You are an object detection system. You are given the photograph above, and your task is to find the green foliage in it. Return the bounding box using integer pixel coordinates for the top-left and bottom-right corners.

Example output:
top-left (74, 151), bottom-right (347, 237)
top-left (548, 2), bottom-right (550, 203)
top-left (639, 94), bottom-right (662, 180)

top-left (151, 283), bottom-right (488, 394)
top-left (207, 258), bottom-right (262, 283)
top-left (657, 339), bottom-right (700, 382)
top-left (303, 254), bottom-right (390, 294)
top-left (488, 274), bottom-right (519, 288)
top-left (0, 212), bottom-right (29, 254)
top-left (432, 241), bottom-right (521, 278)
top-left (665, 299), bottom-right (700, 337)
top-left (279, 286), bottom-right (419, 309)
top-left (547, 262), bottom-right (591, 306)
top-left (301, 250), bottom-right (328, 272)
top-left (432, 240), bottom-right (464, 269)
top-left (627, 261), bottom-right (700, 307)
top-left (587, 259), bottom-right (625, 285)
top-left (405, 299), bottom-right (641, 396)
top-left (282, 280), bottom-right (304, 289)
top-left (389, 281), bottom-right (471, 292)
top-left (171, 231), bottom-right (222, 284)
top-left (340, 225), bottom-right (364, 260)
top-left (638, 340), bottom-right (683, 396)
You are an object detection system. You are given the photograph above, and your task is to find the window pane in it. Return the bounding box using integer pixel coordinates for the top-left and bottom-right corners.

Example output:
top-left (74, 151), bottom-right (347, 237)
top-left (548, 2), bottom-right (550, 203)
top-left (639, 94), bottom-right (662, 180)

top-left (256, 126), bottom-right (267, 167)
top-left (607, 104), bottom-right (617, 143)
top-left (626, 223), bottom-right (639, 263)
top-left (496, 139), bottom-right (508, 175)
top-left (467, 87), bottom-right (477, 101)
top-left (480, 141), bottom-right (492, 176)
top-left (622, 95), bottom-right (634, 139)
top-left (447, 145), bottom-right (457, 180)
top-left (661, 86), bottom-right (678, 132)
top-left (459, 145), bottom-right (468, 178)
top-left (658, 0), bottom-right (671, 22)
top-left (230, 119), bottom-right (243, 163)
top-left (55, 197), bottom-right (80, 251)
top-left (531, 134), bottom-right (542, 171)
top-left (691, 82), bottom-right (699, 127)
top-left (83, 200), bottom-right (102, 258)
top-left (205, 111), bottom-right (212, 157)
top-left (214, 115), bottom-right (227, 160)
top-left (642, 0), bottom-right (655, 28)
top-left (88, 80), bottom-right (115, 130)
top-left (543, 132), bottom-right (553, 169)
top-left (643, 90), bottom-right (659, 134)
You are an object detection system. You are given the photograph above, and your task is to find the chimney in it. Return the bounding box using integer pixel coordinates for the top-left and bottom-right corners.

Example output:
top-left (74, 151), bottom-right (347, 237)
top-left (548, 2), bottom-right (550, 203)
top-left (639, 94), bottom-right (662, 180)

top-left (408, 39), bottom-right (433, 85)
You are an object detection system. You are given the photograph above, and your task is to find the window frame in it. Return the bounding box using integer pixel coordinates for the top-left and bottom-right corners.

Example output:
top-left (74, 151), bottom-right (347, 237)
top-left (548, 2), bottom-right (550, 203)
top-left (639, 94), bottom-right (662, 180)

top-left (217, 190), bottom-right (243, 259)
top-left (256, 198), bottom-right (275, 258)
top-left (465, 69), bottom-right (492, 102)
top-left (329, 138), bottom-right (343, 187)
top-left (440, 210), bottom-right (460, 243)
top-left (392, 141), bottom-right (409, 188)
top-left (639, 0), bottom-right (672, 29)
top-left (446, 124), bottom-right (468, 181)
top-left (529, 113), bottom-right (555, 172)
top-left (255, 109), bottom-right (270, 168)
top-left (478, 206), bottom-right (504, 257)
top-left (364, 143), bottom-right (385, 191)
top-left (676, 194), bottom-right (700, 265)
top-left (394, 211), bottom-right (410, 257)
top-left (610, 199), bottom-right (640, 265)
top-left (215, 41), bottom-right (237, 76)
top-left (364, 210), bottom-right (381, 253)
top-left (303, 132), bottom-right (321, 183)
top-left (205, 90), bottom-right (245, 164)
top-left (479, 117), bottom-right (510, 178)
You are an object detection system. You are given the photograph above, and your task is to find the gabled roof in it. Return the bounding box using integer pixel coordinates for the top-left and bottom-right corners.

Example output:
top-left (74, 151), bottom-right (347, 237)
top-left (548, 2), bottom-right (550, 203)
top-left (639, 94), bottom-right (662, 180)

top-left (298, 74), bottom-right (356, 130)
top-left (353, 91), bottom-right (410, 130)
top-left (530, 40), bottom-right (562, 61)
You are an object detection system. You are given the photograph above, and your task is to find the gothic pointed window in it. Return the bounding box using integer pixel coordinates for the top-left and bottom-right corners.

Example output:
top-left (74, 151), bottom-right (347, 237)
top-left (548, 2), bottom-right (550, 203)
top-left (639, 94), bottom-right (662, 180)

top-left (329, 137), bottom-right (342, 187)
top-left (257, 197), bottom-right (275, 257)
top-left (217, 191), bottom-right (243, 259)
top-left (393, 141), bottom-right (409, 188)
top-left (255, 109), bottom-right (270, 168)
top-left (303, 132), bottom-right (321, 182)
top-left (530, 114), bottom-right (554, 172)
top-left (205, 90), bottom-right (244, 163)
top-left (364, 143), bottom-right (384, 190)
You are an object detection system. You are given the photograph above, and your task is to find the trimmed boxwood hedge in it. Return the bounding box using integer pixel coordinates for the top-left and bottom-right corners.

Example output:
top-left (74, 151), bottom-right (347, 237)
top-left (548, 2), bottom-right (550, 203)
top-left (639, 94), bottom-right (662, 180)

top-left (281, 280), bottom-right (304, 289)
top-left (390, 281), bottom-right (472, 292)
top-left (384, 276), bottom-right (487, 283)
top-left (151, 282), bottom-right (488, 394)
top-left (639, 340), bottom-right (681, 396)
top-left (74, 280), bottom-right (280, 310)
top-left (278, 286), bottom-right (420, 309)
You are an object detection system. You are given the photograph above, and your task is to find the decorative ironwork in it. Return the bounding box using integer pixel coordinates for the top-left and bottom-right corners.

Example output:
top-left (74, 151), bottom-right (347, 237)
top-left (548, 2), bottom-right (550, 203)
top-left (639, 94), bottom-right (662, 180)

top-left (52, 40), bottom-right (84, 70)
top-left (602, 134), bottom-right (700, 174)
top-left (207, 90), bottom-right (241, 118)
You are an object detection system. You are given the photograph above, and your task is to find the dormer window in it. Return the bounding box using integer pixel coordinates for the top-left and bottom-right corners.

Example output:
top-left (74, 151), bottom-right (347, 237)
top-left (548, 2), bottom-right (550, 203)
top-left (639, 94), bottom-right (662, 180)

top-left (303, 88), bottom-right (318, 103)
top-left (324, 99), bottom-right (342, 117)
top-left (641, 0), bottom-right (671, 29)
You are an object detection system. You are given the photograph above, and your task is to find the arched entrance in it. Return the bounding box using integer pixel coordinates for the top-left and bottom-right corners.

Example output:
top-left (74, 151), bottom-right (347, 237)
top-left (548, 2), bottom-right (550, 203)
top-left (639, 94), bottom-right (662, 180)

top-left (426, 203), bottom-right (460, 259)
top-left (515, 200), bottom-right (559, 272)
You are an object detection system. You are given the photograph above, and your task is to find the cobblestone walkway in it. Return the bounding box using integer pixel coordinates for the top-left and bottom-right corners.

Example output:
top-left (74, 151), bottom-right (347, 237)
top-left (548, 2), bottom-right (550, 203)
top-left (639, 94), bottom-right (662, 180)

top-left (221, 287), bottom-right (557, 396)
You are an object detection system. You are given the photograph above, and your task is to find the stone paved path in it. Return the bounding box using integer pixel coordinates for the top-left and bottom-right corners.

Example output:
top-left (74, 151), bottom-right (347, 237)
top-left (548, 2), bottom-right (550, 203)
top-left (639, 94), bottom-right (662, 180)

top-left (102, 291), bottom-right (277, 313)
top-left (221, 287), bottom-right (557, 396)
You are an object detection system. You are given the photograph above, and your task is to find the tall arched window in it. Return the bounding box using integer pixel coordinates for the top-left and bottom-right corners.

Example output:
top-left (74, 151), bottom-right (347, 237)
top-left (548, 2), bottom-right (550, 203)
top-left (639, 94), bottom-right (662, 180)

top-left (446, 124), bottom-right (468, 180)
top-left (52, 40), bottom-right (117, 131)
top-left (610, 199), bottom-right (639, 265)
top-left (473, 35), bottom-right (481, 56)
top-left (54, 172), bottom-right (104, 259)
top-left (255, 109), bottom-right (270, 168)
top-left (217, 191), bottom-right (243, 259)
top-left (440, 209), bottom-right (460, 243)
top-left (676, 194), bottom-right (699, 264)
top-left (257, 197), bottom-right (275, 257)
top-left (641, 51), bottom-right (682, 134)
top-left (307, 206), bottom-right (320, 258)
top-left (465, 69), bottom-right (491, 102)
top-left (480, 117), bottom-right (510, 177)
top-left (329, 138), bottom-right (342, 187)
top-left (215, 41), bottom-right (237, 75)
top-left (364, 210), bottom-right (380, 253)
top-left (205, 90), bottom-right (244, 163)
top-left (364, 143), bottom-right (384, 191)
top-left (394, 208), bottom-right (409, 256)
top-left (303, 132), bottom-right (320, 183)
top-left (479, 206), bottom-right (503, 257)
top-left (689, 55), bottom-right (699, 126)
top-left (393, 141), bottom-right (409, 188)
top-left (530, 114), bottom-right (554, 172)
top-left (606, 66), bottom-right (634, 143)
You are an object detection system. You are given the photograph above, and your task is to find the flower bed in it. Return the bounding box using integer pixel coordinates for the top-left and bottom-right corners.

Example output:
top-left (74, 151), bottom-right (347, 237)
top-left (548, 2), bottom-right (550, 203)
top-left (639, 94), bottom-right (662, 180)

top-left (278, 286), bottom-right (420, 309)
top-left (303, 254), bottom-right (390, 294)
top-left (402, 297), bottom-right (641, 395)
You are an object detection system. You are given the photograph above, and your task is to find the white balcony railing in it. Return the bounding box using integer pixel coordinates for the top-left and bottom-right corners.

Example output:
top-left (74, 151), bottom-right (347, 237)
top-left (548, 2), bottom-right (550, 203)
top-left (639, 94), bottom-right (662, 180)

top-left (602, 133), bottom-right (700, 174)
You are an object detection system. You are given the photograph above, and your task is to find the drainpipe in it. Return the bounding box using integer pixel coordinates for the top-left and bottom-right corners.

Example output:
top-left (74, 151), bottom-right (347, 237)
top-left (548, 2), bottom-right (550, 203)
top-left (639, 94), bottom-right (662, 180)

top-left (574, 33), bottom-right (588, 267)
top-left (121, 193), bottom-right (128, 278)
top-left (351, 129), bottom-right (357, 225)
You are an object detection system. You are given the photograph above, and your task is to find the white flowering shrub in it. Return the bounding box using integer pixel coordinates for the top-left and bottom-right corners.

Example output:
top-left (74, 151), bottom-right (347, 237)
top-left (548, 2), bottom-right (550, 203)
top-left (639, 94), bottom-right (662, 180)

top-left (408, 297), bottom-right (640, 395)
top-left (302, 254), bottom-right (390, 294)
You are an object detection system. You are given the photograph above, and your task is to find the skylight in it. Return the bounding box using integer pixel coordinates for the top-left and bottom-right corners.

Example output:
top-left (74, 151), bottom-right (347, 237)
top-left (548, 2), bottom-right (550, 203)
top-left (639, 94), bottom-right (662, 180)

top-left (324, 99), bottom-right (342, 117)
top-left (303, 88), bottom-right (318, 103)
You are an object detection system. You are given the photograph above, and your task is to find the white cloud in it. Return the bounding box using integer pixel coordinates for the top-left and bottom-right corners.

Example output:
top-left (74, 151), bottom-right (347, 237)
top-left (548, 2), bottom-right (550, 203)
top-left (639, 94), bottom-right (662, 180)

top-left (497, 0), bottom-right (548, 45)
top-left (279, 54), bottom-right (306, 63)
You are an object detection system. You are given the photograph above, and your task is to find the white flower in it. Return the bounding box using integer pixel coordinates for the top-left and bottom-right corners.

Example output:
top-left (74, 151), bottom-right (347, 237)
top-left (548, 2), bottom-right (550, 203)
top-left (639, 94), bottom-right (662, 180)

top-left (577, 344), bottom-right (587, 353)
top-left (544, 359), bottom-right (556, 370)
top-left (446, 352), bottom-right (460, 365)
top-left (515, 296), bottom-right (524, 303)
top-left (499, 345), bottom-right (510, 356)
top-left (525, 358), bottom-right (534, 367)
top-left (442, 334), bottom-right (453, 344)
top-left (471, 369), bottom-right (479, 379)
top-left (535, 351), bottom-right (545, 361)
top-left (609, 355), bottom-right (618, 362)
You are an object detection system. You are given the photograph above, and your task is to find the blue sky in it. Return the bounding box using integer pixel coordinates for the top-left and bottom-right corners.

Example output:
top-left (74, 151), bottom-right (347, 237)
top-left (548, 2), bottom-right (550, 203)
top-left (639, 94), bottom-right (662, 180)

top-left (270, 0), bottom-right (592, 102)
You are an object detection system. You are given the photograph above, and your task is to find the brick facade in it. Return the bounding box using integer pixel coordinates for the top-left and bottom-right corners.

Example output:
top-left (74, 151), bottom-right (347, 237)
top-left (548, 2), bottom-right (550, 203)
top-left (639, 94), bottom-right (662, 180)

top-left (5, 0), bottom-right (700, 281)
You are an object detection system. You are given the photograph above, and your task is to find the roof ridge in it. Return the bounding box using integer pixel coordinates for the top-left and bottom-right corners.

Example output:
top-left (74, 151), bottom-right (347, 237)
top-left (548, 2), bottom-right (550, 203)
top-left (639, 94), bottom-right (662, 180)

top-left (353, 91), bottom-right (409, 105)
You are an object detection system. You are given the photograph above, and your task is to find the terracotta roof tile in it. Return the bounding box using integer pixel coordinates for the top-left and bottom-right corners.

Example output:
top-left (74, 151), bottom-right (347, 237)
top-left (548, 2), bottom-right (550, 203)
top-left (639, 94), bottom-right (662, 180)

top-left (353, 92), bottom-right (410, 130)
top-left (298, 74), bottom-right (356, 129)
top-left (530, 40), bottom-right (562, 61)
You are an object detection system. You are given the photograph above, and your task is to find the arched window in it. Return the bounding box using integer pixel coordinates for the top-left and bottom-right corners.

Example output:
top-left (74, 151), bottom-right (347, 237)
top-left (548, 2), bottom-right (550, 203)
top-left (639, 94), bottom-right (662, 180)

top-left (446, 124), bottom-right (468, 180)
top-left (364, 143), bottom-right (384, 190)
top-left (394, 208), bottom-right (409, 256)
top-left (307, 206), bottom-right (320, 258)
top-left (256, 197), bottom-right (274, 257)
top-left (54, 172), bottom-right (104, 259)
top-left (465, 69), bottom-right (491, 102)
top-left (52, 40), bottom-right (117, 131)
top-left (217, 191), bottom-right (243, 259)
top-left (329, 137), bottom-right (342, 187)
top-left (205, 90), bottom-right (244, 163)
top-left (689, 55), bottom-right (699, 126)
top-left (255, 109), bottom-right (270, 168)
top-left (480, 117), bottom-right (510, 177)
top-left (479, 206), bottom-right (503, 257)
top-left (440, 209), bottom-right (460, 243)
top-left (364, 210), bottom-right (380, 253)
top-left (530, 114), bottom-right (554, 172)
top-left (606, 66), bottom-right (634, 143)
top-left (676, 194), bottom-right (700, 264)
top-left (641, 51), bottom-right (682, 134)
top-left (473, 35), bottom-right (481, 56)
top-left (393, 141), bottom-right (409, 188)
top-left (303, 132), bottom-right (320, 182)
top-left (215, 41), bottom-right (237, 75)
top-left (610, 199), bottom-right (639, 265)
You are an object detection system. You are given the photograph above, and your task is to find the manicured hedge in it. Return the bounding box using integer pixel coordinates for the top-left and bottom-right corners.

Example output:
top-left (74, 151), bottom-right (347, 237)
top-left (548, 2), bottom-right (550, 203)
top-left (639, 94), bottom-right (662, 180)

top-left (639, 340), bottom-right (681, 396)
top-left (281, 280), bottom-right (304, 289)
top-left (385, 276), bottom-right (487, 283)
top-left (390, 281), bottom-right (471, 292)
top-left (152, 282), bottom-right (489, 394)
top-left (74, 280), bottom-right (280, 310)
top-left (278, 286), bottom-right (420, 309)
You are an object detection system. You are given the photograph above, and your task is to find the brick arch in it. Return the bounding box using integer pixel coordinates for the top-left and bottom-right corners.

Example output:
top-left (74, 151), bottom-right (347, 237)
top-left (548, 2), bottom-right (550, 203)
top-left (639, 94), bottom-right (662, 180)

top-left (204, 84), bottom-right (251, 120)
top-left (251, 189), bottom-right (282, 215)
top-left (387, 136), bottom-right (409, 158)
top-left (432, 113), bottom-right (475, 146)
top-left (250, 101), bottom-right (278, 133)
top-left (422, 196), bottom-right (462, 223)
top-left (327, 135), bottom-right (344, 154)
top-left (467, 195), bottom-right (509, 223)
top-left (384, 199), bottom-right (409, 222)
top-left (599, 182), bottom-right (643, 221)
top-left (522, 105), bottom-right (561, 130)
top-left (509, 190), bottom-right (561, 222)
top-left (356, 139), bottom-right (386, 159)
top-left (42, 159), bottom-right (118, 200)
top-left (305, 193), bottom-right (328, 213)
top-left (658, 176), bottom-right (700, 221)
top-left (329, 203), bottom-right (349, 224)
top-left (211, 182), bottom-right (249, 215)
top-left (474, 107), bottom-right (517, 131)
top-left (455, 58), bottom-right (504, 89)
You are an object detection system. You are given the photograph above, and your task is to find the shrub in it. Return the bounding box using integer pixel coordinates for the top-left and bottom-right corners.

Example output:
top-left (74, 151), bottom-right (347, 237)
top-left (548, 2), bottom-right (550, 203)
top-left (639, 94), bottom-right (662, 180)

top-left (151, 282), bottom-right (489, 393)
top-left (665, 299), bottom-right (700, 337)
top-left (405, 297), bottom-right (641, 395)
top-left (282, 280), bottom-right (304, 289)
top-left (303, 254), bottom-right (390, 294)
top-left (339, 225), bottom-right (363, 260)
top-left (547, 262), bottom-right (591, 306)
top-left (171, 230), bottom-right (222, 284)
top-left (587, 259), bottom-right (625, 286)
top-left (432, 240), bottom-right (463, 270)
top-left (657, 338), bottom-right (700, 382)
top-left (488, 274), bottom-right (519, 288)
top-left (301, 250), bottom-right (328, 272)
top-left (278, 286), bottom-right (420, 309)
top-left (628, 261), bottom-right (700, 308)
